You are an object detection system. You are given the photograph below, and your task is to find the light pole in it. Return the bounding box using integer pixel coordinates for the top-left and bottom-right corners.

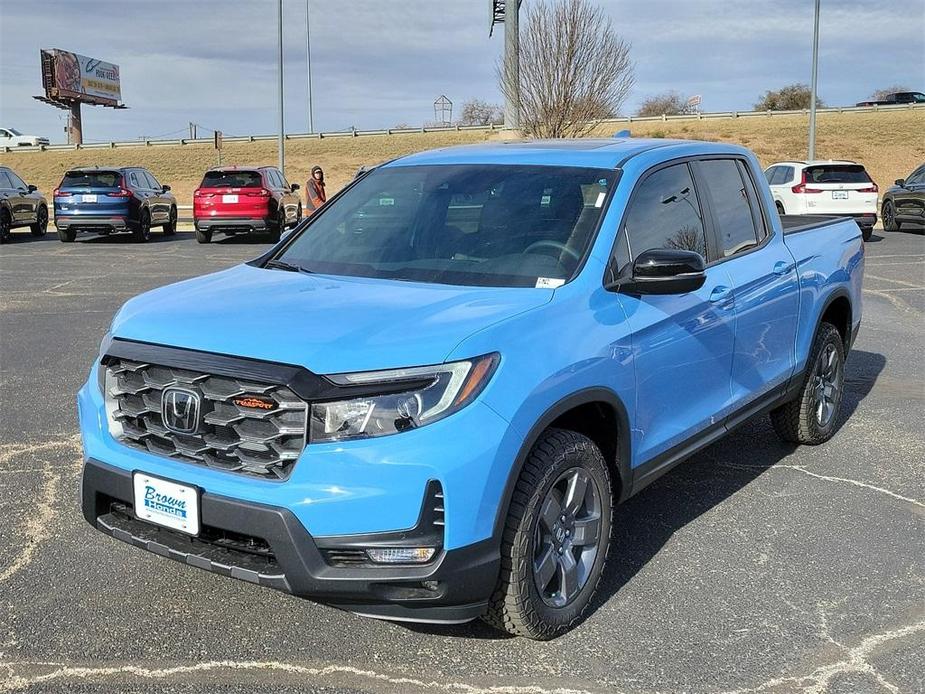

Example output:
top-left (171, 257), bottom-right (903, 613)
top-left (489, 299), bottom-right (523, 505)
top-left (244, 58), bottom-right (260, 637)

top-left (306, 0), bottom-right (314, 133)
top-left (277, 0), bottom-right (285, 175)
top-left (808, 0), bottom-right (820, 160)
top-left (504, 0), bottom-right (520, 130)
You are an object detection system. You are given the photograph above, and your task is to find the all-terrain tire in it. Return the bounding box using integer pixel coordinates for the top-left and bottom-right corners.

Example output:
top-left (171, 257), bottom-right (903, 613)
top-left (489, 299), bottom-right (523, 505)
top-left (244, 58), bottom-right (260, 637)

top-left (483, 428), bottom-right (613, 640)
top-left (770, 322), bottom-right (846, 445)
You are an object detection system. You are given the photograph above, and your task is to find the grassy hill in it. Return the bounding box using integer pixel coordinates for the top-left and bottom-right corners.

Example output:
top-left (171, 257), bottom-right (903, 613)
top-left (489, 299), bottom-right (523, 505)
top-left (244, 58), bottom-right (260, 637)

top-left (2, 109), bottom-right (922, 208)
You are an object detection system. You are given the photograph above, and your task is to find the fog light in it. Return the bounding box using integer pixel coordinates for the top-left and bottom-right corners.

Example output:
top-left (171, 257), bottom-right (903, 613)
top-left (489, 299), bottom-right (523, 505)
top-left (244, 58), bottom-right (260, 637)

top-left (365, 547), bottom-right (436, 564)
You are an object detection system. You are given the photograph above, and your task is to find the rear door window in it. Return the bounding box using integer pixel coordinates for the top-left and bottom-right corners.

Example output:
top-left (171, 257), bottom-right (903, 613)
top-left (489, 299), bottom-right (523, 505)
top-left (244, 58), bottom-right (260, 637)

top-left (61, 171), bottom-right (121, 188)
top-left (698, 159), bottom-right (761, 258)
top-left (0, 170), bottom-right (13, 189)
top-left (621, 163), bottom-right (708, 263)
top-left (6, 169), bottom-right (26, 189)
top-left (200, 170), bottom-right (263, 188)
top-left (804, 165), bottom-right (871, 184)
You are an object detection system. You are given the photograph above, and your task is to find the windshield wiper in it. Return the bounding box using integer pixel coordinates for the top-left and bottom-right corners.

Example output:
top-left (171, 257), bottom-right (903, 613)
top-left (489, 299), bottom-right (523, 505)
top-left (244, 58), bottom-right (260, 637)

top-left (264, 259), bottom-right (313, 274)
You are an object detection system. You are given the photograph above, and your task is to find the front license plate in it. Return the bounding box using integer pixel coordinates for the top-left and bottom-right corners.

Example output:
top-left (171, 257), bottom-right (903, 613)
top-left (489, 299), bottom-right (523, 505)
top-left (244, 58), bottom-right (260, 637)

top-left (82, 194), bottom-right (97, 203)
top-left (222, 194), bottom-right (238, 203)
top-left (832, 191), bottom-right (849, 200)
top-left (133, 473), bottom-right (200, 535)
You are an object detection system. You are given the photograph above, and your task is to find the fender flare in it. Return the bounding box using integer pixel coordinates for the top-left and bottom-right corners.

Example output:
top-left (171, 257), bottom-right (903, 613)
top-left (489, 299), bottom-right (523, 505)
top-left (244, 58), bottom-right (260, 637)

top-left (490, 387), bottom-right (633, 539)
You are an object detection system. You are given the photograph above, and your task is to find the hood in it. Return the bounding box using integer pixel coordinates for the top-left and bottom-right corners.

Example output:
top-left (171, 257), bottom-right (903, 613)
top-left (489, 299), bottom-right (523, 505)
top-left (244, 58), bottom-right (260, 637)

top-left (111, 264), bottom-right (552, 374)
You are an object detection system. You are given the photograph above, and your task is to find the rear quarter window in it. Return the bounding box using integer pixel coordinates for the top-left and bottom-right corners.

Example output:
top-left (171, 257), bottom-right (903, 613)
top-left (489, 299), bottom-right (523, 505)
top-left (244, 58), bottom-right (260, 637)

top-left (200, 170), bottom-right (263, 188)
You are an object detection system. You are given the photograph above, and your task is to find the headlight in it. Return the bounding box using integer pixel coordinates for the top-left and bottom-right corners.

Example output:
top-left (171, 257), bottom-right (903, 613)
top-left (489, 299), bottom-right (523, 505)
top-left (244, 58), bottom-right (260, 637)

top-left (310, 353), bottom-right (498, 443)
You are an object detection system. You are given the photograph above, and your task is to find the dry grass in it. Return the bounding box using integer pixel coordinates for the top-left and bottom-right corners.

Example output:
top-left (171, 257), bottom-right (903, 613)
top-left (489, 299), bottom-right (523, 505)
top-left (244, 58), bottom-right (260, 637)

top-left (2, 109), bottom-right (921, 206)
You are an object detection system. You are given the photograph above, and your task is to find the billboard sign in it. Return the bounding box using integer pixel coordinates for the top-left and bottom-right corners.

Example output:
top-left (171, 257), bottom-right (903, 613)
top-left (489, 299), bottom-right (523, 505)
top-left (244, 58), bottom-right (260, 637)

top-left (687, 94), bottom-right (703, 108)
top-left (41, 49), bottom-right (121, 105)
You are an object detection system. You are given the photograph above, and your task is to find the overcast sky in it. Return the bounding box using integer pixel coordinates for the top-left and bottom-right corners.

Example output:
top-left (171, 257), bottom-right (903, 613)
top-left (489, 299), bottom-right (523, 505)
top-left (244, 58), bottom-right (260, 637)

top-left (1, 0), bottom-right (922, 143)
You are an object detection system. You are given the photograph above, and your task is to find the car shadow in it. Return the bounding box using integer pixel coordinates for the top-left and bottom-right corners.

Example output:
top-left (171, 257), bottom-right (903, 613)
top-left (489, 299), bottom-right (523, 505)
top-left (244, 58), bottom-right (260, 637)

top-left (79, 232), bottom-right (189, 244)
top-left (212, 234), bottom-right (278, 246)
top-left (399, 349), bottom-right (885, 640)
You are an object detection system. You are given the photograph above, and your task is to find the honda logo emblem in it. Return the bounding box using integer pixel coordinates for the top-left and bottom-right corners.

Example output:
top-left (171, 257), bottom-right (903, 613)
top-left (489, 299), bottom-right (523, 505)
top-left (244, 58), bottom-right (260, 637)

top-left (161, 387), bottom-right (201, 435)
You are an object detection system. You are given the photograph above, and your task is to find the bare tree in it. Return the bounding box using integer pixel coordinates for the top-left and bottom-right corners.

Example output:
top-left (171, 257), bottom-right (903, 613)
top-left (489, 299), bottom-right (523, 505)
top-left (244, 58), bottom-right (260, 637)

top-left (459, 99), bottom-right (504, 126)
top-left (869, 85), bottom-right (910, 100)
top-left (498, 0), bottom-right (635, 138)
top-left (754, 83), bottom-right (825, 111)
top-left (637, 91), bottom-right (688, 117)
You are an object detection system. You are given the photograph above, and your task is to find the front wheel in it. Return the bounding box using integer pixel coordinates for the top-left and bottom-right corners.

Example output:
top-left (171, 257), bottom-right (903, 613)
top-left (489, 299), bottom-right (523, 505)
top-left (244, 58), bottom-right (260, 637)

top-left (31, 206), bottom-right (48, 236)
top-left (882, 201), bottom-right (900, 232)
top-left (483, 429), bottom-right (613, 640)
top-left (163, 206), bottom-right (177, 235)
top-left (770, 322), bottom-right (846, 445)
top-left (0, 209), bottom-right (11, 243)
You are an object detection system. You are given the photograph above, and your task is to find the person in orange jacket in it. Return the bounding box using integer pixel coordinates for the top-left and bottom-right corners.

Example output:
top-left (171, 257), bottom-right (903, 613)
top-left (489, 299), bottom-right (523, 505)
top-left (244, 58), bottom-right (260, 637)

top-left (306, 166), bottom-right (326, 214)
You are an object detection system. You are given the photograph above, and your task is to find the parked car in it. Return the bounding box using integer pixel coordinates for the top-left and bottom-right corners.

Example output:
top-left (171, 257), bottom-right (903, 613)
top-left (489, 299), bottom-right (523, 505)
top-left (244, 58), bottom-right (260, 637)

top-left (193, 166), bottom-right (301, 243)
top-left (0, 166), bottom-right (48, 242)
top-left (764, 160), bottom-right (878, 240)
top-left (856, 91), bottom-right (925, 107)
top-left (881, 164), bottom-right (925, 231)
top-left (0, 127), bottom-right (49, 147)
top-left (53, 167), bottom-right (177, 243)
top-left (79, 138), bottom-right (863, 640)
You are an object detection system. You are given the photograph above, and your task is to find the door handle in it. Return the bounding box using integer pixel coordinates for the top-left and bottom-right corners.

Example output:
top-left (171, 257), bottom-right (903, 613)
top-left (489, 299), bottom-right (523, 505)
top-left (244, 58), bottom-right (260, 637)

top-left (709, 285), bottom-right (732, 303)
top-left (773, 261), bottom-right (790, 275)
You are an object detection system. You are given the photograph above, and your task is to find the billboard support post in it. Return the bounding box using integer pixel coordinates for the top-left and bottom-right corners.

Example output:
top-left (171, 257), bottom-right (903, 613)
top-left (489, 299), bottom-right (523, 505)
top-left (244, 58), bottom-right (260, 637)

top-left (68, 102), bottom-right (82, 145)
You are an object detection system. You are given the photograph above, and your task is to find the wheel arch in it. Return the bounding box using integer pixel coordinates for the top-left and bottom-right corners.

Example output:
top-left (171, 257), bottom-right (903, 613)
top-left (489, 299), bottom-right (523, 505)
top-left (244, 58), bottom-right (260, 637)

top-left (819, 289), bottom-right (853, 350)
top-left (491, 388), bottom-right (633, 539)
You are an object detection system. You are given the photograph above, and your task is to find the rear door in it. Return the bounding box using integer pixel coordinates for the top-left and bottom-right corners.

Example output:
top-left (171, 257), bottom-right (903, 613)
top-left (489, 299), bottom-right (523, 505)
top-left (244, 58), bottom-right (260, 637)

top-left (142, 170), bottom-right (168, 223)
top-left (1, 168), bottom-right (31, 223)
top-left (615, 161), bottom-right (736, 467)
top-left (694, 157), bottom-right (800, 407)
top-left (801, 164), bottom-right (878, 214)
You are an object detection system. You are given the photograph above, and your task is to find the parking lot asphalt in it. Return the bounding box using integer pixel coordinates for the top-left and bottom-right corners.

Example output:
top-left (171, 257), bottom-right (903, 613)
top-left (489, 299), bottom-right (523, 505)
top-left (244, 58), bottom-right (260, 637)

top-left (0, 228), bottom-right (923, 694)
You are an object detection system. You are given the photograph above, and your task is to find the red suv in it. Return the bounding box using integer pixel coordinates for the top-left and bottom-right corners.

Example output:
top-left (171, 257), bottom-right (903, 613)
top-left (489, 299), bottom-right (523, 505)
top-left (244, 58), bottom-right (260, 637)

top-left (193, 166), bottom-right (301, 243)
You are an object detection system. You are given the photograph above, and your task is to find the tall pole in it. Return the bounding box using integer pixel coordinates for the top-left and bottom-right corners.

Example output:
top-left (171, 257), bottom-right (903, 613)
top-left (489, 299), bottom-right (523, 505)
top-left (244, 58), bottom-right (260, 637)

top-left (277, 0), bottom-right (285, 175)
top-left (808, 0), bottom-right (820, 160)
top-left (306, 0), bottom-right (314, 133)
top-left (504, 0), bottom-right (520, 130)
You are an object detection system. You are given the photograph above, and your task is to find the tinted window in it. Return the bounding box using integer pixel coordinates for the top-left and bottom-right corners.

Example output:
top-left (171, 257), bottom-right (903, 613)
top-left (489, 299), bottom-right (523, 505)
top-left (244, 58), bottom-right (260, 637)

top-left (61, 170), bottom-right (121, 188)
top-left (905, 166), bottom-right (925, 185)
top-left (778, 166), bottom-right (795, 184)
top-left (6, 169), bottom-right (26, 189)
top-left (0, 170), bottom-right (13, 189)
top-left (622, 163), bottom-right (707, 261)
top-left (764, 166), bottom-right (778, 184)
top-left (200, 170), bottom-right (263, 188)
top-left (699, 159), bottom-right (760, 257)
top-left (277, 164), bottom-right (616, 288)
top-left (145, 171), bottom-right (161, 189)
top-left (804, 165), bottom-right (871, 184)
top-left (127, 171), bottom-right (142, 188)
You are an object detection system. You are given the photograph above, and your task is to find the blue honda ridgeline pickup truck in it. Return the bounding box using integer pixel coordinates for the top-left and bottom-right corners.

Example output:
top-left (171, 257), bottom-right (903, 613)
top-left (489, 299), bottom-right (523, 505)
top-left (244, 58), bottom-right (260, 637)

top-left (79, 138), bottom-right (864, 639)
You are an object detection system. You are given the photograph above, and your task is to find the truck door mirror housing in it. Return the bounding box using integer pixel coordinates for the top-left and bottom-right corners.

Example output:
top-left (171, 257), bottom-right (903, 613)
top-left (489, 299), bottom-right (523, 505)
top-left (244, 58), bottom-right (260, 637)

top-left (609, 248), bottom-right (707, 295)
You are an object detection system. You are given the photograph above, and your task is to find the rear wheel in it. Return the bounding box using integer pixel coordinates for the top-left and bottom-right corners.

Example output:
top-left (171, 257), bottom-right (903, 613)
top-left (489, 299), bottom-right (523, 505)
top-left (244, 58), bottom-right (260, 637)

top-left (775, 201), bottom-right (785, 215)
top-left (133, 210), bottom-right (151, 243)
top-left (483, 428), bottom-right (613, 640)
top-left (57, 226), bottom-right (76, 242)
top-left (0, 209), bottom-right (11, 243)
top-left (268, 210), bottom-right (284, 243)
top-left (882, 201), bottom-right (900, 231)
top-left (195, 228), bottom-right (212, 244)
top-left (770, 322), bottom-right (845, 445)
top-left (30, 205), bottom-right (48, 236)
top-left (163, 206), bottom-right (177, 235)
top-left (861, 226), bottom-right (873, 242)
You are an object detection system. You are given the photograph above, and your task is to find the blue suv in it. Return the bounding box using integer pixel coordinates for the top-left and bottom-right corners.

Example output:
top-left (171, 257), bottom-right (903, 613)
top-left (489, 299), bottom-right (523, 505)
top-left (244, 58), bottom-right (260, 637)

top-left (54, 167), bottom-right (177, 242)
top-left (78, 139), bottom-right (863, 638)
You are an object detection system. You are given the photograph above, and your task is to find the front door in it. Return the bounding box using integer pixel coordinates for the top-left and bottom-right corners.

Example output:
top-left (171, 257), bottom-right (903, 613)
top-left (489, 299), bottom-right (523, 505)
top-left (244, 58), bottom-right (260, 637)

top-left (615, 162), bottom-right (736, 468)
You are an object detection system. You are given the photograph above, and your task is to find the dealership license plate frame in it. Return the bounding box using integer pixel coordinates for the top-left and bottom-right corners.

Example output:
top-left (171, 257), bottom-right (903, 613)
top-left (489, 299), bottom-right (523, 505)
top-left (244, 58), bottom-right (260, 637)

top-left (132, 472), bottom-right (200, 535)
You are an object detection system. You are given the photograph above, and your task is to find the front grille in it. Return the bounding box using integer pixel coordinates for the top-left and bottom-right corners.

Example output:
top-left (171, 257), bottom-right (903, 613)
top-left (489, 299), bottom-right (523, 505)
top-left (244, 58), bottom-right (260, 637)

top-left (106, 358), bottom-right (308, 479)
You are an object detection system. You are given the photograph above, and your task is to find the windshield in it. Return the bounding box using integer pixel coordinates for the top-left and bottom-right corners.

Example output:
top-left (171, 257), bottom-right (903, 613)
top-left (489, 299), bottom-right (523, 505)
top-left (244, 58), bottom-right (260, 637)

top-left (7, 128), bottom-right (23, 136)
top-left (804, 165), bottom-right (871, 184)
top-left (200, 170), bottom-right (263, 188)
top-left (276, 164), bottom-right (616, 288)
top-left (61, 171), bottom-right (122, 188)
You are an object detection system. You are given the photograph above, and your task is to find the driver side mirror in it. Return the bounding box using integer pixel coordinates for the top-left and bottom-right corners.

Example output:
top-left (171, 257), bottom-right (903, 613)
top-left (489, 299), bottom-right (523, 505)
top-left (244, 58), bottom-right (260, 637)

top-left (27, 184), bottom-right (37, 192)
top-left (895, 179), bottom-right (905, 187)
top-left (290, 183), bottom-right (300, 191)
top-left (161, 184), bottom-right (171, 192)
top-left (608, 248), bottom-right (706, 295)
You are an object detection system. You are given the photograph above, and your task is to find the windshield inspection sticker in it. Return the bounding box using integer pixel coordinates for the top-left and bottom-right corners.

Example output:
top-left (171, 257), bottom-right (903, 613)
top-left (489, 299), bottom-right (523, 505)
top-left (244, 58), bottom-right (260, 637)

top-left (536, 277), bottom-right (566, 289)
top-left (594, 192), bottom-right (607, 208)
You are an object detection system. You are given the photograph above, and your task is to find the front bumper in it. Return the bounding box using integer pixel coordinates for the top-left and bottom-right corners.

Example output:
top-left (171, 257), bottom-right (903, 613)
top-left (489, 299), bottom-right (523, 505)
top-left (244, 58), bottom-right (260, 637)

top-left (82, 457), bottom-right (500, 623)
top-left (194, 217), bottom-right (269, 233)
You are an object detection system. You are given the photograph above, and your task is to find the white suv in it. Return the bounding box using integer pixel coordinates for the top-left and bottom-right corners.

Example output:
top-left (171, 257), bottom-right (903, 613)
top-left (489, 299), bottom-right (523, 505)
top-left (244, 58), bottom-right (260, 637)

top-left (0, 127), bottom-right (50, 148)
top-left (764, 160), bottom-right (878, 240)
